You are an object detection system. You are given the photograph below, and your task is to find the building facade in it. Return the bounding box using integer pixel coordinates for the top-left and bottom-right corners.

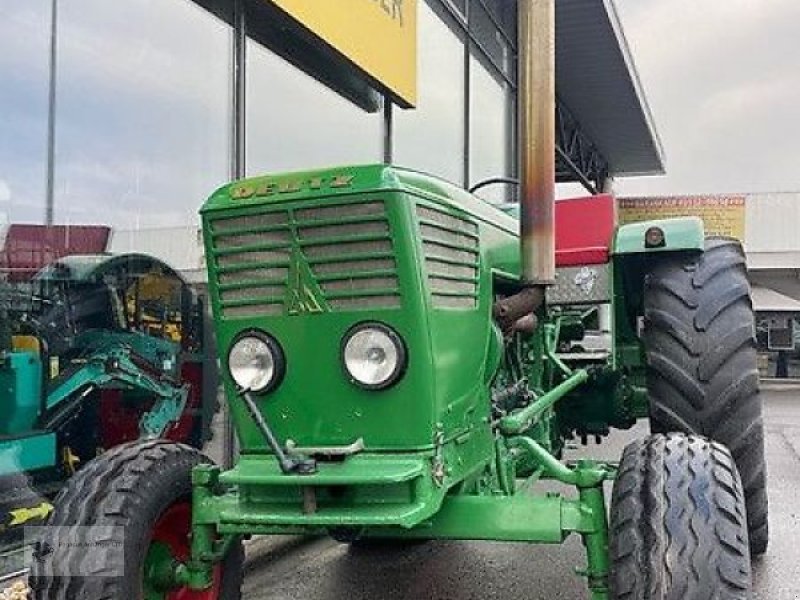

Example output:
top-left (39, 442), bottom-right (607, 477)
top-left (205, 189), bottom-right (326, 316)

top-left (2, 0), bottom-right (519, 228)
top-left (620, 192), bottom-right (800, 373)
top-left (1, 0), bottom-right (660, 233)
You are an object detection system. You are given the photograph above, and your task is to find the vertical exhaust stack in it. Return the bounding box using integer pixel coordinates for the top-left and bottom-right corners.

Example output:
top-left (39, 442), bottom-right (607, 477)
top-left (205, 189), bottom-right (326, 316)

top-left (494, 0), bottom-right (555, 329)
top-left (519, 0), bottom-right (556, 285)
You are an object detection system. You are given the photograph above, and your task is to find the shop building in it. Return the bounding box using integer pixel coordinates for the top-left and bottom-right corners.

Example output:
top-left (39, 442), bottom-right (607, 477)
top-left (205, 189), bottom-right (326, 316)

top-left (1, 0), bottom-right (661, 233)
top-left (620, 192), bottom-right (800, 374)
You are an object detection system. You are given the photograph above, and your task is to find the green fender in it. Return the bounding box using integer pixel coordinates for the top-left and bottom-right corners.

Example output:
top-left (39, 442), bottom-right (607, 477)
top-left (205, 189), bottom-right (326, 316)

top-left (609, 216), bottom-right (706, 420)
top-left (611, 216), bottom-right (705, 256)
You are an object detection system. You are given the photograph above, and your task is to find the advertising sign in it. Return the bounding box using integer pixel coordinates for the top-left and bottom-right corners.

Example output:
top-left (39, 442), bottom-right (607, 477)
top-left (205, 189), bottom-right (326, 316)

top-left (268, 0), bottom-right (417, 107)
top-left (618, 195), bottom-right (746, 240)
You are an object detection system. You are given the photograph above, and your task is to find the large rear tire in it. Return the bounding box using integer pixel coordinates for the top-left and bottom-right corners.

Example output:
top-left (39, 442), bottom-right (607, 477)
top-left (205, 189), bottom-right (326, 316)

top-left (643, 237), bottom-right (768, 555)
top-left (609, 433), bottom-right (752, 599)
top-left (29, 440), bottom-right (243, 599)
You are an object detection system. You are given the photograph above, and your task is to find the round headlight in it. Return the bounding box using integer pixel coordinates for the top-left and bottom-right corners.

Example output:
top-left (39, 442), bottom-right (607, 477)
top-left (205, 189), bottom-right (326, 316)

top-left (342, 323), bottom-right (406, 390)
top-left (228, 331), bottom-right (285, 393)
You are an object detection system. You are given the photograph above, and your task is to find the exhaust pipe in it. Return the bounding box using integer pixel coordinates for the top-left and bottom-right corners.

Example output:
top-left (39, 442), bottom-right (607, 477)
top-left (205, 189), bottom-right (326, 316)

top-left (518, 0), bottom-right (556, 285)
top-left (494, 0), bottom-right (555, 330)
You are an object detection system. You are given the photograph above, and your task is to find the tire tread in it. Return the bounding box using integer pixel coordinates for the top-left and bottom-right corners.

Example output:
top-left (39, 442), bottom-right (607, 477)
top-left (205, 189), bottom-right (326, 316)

top-left (610, 434), bottom-right (751, 599)
top-left (644, 237), bottom-right (769, 555)
top-left (29, 440), bottom-right (242, 599)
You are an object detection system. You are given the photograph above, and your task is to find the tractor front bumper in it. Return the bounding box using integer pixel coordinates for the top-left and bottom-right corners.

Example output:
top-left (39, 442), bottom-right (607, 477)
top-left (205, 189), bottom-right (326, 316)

top-left (192, 453), bottom-right (445, 535)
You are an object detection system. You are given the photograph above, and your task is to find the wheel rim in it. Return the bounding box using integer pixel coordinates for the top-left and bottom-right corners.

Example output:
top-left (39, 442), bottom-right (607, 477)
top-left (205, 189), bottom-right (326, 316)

top-left (143, 502), bottom-right (222, 600)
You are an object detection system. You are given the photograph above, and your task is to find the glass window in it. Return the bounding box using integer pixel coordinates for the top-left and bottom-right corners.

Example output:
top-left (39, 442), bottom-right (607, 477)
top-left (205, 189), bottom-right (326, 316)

top-left (246, 40), bottom-right (383, 176)
top-left (53, 0), bottom-right (231, 228)
top-left (479, 0), bottom-right (517, 49)
top-left (393, 1), bottom-right (466, 186)
top-left (469, 54), bottom-right (512, 203)
top-left (0, 1), bottom-right (51, 224)
top-left (446, 0), bottom-right (467, 20)
top-left (470, 1), bottom-right (513, 78)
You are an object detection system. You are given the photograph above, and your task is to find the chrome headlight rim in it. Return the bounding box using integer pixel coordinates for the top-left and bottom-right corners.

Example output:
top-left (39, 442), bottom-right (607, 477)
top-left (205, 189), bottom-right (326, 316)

top-left (227, 329), bottom-right (286, 394)
top-left (341, 321), bottom-right (407, 391)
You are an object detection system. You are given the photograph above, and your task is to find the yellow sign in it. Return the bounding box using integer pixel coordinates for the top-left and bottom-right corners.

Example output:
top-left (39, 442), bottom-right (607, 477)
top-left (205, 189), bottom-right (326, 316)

top-left (618, 195), bottom-right (746, 240)
top-left (268, 0), bottom-right (417, 107)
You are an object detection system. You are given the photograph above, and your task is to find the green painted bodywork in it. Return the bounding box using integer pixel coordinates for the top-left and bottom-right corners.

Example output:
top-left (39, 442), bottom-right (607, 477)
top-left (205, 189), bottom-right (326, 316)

top-left (606, 216), bottom-right (705, 420)
top-left (201, 165), bottom-right (516, 456)
top-left (192, 164), bottom-right (707, 600)
top-left (612, 216), bottom-right (704, 255)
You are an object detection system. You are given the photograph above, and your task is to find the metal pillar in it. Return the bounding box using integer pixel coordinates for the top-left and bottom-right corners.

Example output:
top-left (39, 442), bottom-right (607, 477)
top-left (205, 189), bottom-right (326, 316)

top-left (232, 0), bottom-right (246, 181)
top-left (223, 0), bottom-right (248, 470)
top-left (383, 96), bottom-right (393, 164)
top-left (45, 0), bottom-right (58, 226)
top-left (518, 0), bottom-right (556, 285)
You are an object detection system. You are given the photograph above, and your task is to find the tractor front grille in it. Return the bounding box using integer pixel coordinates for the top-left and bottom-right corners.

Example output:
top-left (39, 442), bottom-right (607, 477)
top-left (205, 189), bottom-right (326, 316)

top-left (416, 203), bottom-right (479, 309)
top-left (297, 202), bottom-right (400, 311)
top-left (211, 211), bottom-right (291, 318)
top-left (209, 200), bottom-right (400, 318)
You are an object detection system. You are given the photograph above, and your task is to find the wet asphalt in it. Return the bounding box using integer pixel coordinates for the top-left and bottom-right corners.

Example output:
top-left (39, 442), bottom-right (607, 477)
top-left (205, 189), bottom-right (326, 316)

top-left (240, 388), bottom-right (800, 600)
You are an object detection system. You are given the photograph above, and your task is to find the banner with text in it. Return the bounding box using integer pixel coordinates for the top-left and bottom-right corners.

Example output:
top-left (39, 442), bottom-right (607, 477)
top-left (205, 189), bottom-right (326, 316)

top-left (618, 195), bottom-right (746, 240)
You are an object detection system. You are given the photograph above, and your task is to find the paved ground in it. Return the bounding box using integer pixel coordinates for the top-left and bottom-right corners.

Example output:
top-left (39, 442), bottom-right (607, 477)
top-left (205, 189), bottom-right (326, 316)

top-left (240, 387), bottom-right (800, 600)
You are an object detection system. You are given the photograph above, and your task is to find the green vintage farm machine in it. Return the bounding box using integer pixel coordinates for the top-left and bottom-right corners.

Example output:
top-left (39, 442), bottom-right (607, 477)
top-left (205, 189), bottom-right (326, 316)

top-left (29, 166), bottom-right (768, 599)
top-left (0, 253), bottom-right (217, 566)
top-left (30, 2), bottom-right (766, 599)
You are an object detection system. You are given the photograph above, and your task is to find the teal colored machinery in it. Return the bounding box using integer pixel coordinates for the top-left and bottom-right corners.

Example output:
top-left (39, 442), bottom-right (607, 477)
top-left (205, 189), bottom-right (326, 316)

top-left (43, 337), bottom-right (189, 437)
top-left (0, 352), bottom-right (42, 436)
top-left (0, 253), bottom-right (217, 561)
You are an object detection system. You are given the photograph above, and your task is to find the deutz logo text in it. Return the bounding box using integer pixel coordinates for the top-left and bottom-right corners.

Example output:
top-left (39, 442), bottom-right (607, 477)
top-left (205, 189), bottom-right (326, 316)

top-left (230, 174), bottom-right (354, 201)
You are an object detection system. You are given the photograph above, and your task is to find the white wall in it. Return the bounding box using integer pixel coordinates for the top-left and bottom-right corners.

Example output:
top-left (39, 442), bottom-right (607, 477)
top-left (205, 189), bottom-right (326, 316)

top-left (745, 192), bottom-right (800, 269)
top-left (109, 226), bottom-right (206, 283)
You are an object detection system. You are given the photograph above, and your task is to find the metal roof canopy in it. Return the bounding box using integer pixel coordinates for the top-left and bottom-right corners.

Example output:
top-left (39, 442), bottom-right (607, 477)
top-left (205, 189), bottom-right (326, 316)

top-left (195, 0), bottom-right (664, 180)
top-left (555, 0), bottom-right (664, 178)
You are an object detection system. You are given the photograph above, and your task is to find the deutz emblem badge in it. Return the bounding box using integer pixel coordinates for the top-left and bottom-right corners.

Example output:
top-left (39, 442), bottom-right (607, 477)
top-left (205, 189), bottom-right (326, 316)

top-left (574, 266), bottom-right (598, 295)
top-left (286, 249), bottom-right (328, 315)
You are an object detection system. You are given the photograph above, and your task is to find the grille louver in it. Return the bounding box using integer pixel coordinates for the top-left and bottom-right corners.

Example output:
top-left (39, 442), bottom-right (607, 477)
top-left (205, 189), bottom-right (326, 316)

top-left (209, 200), bottom-right (400, 317)
top-left (416, 203), bottom-right (479, 309)
top-left (297, 202), bottom-right (400, 311)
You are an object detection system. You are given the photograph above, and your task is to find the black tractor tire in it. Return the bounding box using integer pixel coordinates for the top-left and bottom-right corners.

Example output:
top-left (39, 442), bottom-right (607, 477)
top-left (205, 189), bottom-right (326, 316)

top-left (643, 236), bottom-right (769, 555)
top-left (609, 434), bottom-right (752, 599)
top-left (29, 439), bottom-right (243, 599)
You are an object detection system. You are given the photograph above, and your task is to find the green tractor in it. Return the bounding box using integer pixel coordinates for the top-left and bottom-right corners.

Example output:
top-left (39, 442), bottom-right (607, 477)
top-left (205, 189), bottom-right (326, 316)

top-left (0, 253), bottom-right (218, 568)
top-left (29, 164), bottom-right (767, 599)
top-left (28, 3), bottom-right (766, 598)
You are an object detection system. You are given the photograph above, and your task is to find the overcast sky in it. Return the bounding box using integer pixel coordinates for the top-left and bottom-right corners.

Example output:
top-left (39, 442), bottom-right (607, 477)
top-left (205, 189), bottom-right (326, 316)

top-left (613, 0), bottom-right (800, 196)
